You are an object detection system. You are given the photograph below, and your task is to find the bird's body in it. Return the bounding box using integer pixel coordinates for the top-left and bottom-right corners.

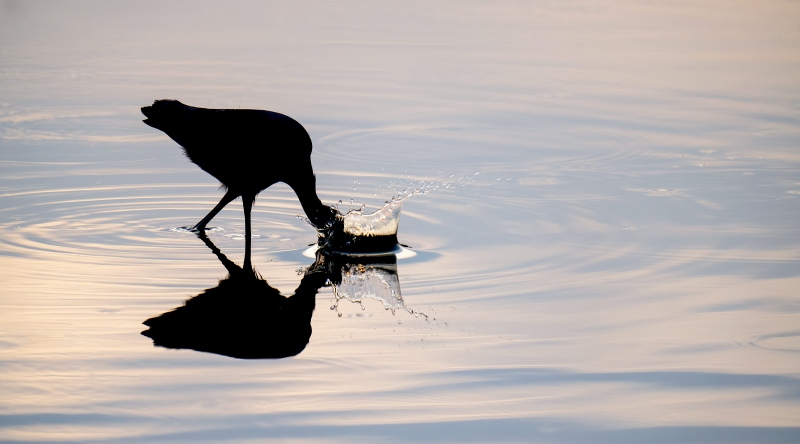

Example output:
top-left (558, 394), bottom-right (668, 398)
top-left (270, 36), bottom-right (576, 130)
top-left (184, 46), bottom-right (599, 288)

top-left (144, 101), bottom-right (312, 195)
top-left (141, 100), bottom-right (337, 263)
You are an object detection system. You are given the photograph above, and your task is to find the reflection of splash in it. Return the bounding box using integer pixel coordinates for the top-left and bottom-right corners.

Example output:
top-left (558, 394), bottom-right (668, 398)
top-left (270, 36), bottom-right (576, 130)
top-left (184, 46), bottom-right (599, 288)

top-left (316, 253), bottom-right (431, 322)
top-left (331, 262), bottom-right (404, 315)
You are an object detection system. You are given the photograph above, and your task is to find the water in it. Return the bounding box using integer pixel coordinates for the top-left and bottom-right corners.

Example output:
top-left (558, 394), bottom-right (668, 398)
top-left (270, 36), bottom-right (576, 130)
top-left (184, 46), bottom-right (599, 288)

top-left (1, 1), bottom-right (800, 442)
top-left (327, 256), bottom-right (408, 317)
top-left (341, 198), bottom-right (403, 238)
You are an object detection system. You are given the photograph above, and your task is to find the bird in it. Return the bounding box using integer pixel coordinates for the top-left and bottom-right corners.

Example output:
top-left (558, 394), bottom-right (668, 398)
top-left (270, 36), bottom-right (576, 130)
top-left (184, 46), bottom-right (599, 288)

top-left (141, 99), bottom-right (338, 255)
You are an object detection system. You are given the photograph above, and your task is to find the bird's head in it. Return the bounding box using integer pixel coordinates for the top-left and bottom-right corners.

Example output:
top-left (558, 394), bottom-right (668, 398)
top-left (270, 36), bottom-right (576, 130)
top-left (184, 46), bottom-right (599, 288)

top-left (141, 99), bottom-right (187, 127)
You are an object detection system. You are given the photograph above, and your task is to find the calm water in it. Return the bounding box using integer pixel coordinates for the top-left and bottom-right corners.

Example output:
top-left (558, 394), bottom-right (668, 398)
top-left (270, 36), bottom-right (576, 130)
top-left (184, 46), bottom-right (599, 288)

top-left (2, 1), bottom-right (800, 442)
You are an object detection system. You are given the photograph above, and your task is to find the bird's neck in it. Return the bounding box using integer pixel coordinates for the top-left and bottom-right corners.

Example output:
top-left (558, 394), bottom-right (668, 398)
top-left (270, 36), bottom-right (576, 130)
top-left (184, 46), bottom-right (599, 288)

top-left (290, 177), bottom-right (337, 229)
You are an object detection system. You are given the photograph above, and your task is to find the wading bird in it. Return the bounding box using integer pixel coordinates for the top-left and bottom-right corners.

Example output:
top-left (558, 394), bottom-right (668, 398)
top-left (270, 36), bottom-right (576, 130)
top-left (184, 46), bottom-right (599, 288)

top-left (141, 99), bottom-right (337, 251)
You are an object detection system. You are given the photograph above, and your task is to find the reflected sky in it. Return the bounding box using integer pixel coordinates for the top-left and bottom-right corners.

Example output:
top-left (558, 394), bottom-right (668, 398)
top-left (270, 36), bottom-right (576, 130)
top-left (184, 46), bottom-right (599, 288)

top-left (1, 1), bottom-right (799, 442)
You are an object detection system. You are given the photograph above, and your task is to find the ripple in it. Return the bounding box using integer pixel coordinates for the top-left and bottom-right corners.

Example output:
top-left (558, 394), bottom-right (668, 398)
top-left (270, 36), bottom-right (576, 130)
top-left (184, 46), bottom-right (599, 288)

top-left (748, 331), bottom-right (800, 353)
top-left (0, 183), bottom-right (323, 263)
top-left (639, 188), bottom-right (684, 197)
top-left (518, 177), bottom-right (558, 186)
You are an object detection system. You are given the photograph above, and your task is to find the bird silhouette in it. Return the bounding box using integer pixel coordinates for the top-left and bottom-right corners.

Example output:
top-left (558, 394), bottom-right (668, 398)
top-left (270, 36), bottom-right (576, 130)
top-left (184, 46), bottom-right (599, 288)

top-left (141, 99), bottom-right (338, 258)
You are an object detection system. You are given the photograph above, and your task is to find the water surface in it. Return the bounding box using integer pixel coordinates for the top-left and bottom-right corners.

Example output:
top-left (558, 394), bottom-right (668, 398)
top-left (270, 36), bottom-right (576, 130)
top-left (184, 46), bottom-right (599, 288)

top-left (1, 1), bottom-right (799, 442)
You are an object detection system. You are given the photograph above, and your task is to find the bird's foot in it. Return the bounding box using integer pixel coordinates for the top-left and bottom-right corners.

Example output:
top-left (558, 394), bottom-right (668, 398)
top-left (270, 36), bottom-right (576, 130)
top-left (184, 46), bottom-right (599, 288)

top-left (187, 225), bottom-right (224, 237)
top-left (169, 225), bottom-right (200, 234)
top-left (187, 224), bottom-right (210, 234)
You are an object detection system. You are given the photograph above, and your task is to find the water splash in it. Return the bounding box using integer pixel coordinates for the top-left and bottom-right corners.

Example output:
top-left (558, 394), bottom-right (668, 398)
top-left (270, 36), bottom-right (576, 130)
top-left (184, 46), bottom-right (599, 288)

top-left (299, 192), bottom-right (407, 238)
top-left (300, 172), bottom-right (478, 251)
top-left (170, 226), bottom-right (224, 234)
top-left (340, 197), bottom-right (403, 237)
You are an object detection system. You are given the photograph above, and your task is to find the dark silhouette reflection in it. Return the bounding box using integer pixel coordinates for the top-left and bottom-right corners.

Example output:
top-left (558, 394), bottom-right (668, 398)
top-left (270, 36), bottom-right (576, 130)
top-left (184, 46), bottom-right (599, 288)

top-left (142, 234), bottom-right (404, 359)
top-left (141, 100), bottom-right (338, 269)
top-left (142, 234), bottom-right (325, 359)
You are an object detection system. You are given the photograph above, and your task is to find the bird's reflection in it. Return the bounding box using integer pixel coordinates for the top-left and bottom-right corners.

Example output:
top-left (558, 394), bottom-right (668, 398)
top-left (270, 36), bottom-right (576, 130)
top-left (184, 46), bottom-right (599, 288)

top-left (142, 234), bottom-right (403, 359)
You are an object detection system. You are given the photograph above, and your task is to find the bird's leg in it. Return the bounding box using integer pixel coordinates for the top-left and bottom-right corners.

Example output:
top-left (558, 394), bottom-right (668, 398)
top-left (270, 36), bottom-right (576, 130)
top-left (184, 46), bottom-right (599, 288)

top-left (242, 193), bottom-right (255, 271)
top-left (192, 189), bottom-right (239, 233)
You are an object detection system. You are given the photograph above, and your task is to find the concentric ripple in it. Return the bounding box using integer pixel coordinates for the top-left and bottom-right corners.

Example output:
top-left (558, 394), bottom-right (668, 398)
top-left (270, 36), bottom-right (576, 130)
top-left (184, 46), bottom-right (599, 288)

top-left (0, 182), bottom-right (332, 262)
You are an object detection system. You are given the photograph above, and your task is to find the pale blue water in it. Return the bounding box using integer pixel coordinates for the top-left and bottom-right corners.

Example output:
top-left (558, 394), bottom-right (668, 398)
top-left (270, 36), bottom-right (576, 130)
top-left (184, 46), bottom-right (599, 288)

top-left (1, 1), bottom-right (799, 442)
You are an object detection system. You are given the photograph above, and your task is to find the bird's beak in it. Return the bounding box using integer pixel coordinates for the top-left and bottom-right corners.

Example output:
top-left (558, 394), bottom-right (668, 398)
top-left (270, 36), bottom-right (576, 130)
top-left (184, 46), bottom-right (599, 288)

top-left (141, 106), bottom-right (154, 126)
